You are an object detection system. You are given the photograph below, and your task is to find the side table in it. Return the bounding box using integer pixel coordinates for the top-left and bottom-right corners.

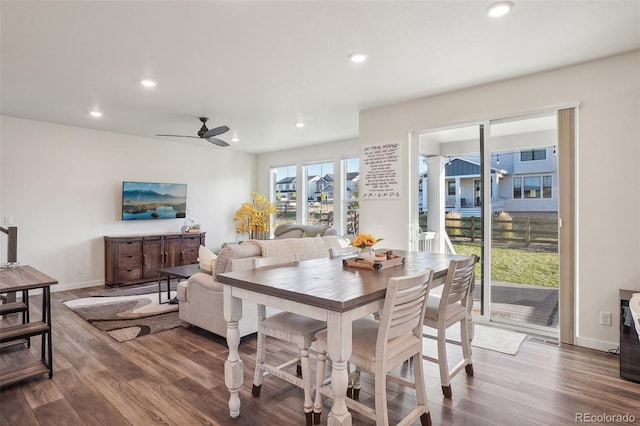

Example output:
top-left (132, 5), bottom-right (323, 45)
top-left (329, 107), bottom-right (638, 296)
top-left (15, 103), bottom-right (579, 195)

top-left (0, 265), bottom-right (57, 387)
top-left (156, 264), bottom-right (201, 304)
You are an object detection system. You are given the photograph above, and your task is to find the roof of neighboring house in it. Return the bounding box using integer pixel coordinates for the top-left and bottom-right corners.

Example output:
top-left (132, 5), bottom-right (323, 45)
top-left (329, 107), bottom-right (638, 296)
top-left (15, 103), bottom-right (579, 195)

top-left (416, 157), bottom-right (508, 178)
top-left (276, 176), bottom-right (296, 184)
top-left (346, 172), bottom-right (359, 180)
top-left (315, 184), bottom-right (334, 193)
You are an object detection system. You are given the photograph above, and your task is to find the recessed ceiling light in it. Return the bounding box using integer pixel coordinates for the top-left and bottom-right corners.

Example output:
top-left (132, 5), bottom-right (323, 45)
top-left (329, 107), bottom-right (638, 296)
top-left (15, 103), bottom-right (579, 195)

top-left (295, 122), bottom-right (305, 128)
top-left (348, 53), bottom-right (367, 63)
top-left (89, 110), bottom-right (103, 118)
top-left (486, 1), bottom-right (514, 18)
top-left (231, 136), bottom-right (239, 143)
top-left (141, 79), bottom-right (157, 88)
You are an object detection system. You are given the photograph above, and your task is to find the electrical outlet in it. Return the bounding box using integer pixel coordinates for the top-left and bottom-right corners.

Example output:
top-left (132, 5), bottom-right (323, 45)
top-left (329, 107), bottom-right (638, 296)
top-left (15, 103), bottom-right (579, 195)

top-left (600, 311), bottom-right (612, 326)
top-left (75, 266), bottom-right (83, 275)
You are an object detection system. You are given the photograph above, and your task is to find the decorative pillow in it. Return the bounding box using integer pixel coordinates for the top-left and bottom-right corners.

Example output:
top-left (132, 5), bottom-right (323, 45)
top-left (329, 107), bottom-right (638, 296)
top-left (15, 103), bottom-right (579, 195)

top-left (275, 229), bottom-right (305, 239)
top-left (198, 245), bottom-right (217, 272)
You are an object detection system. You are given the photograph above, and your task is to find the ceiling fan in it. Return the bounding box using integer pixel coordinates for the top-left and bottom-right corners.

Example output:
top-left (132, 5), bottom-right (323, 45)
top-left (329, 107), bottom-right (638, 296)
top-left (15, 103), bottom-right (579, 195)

top-left (156, 117), bottom-right (230, 147)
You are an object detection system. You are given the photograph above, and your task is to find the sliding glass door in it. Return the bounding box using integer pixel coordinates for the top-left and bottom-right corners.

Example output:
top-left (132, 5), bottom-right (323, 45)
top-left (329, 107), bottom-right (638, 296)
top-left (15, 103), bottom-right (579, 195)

top-left (488, 115), bottom-right (559, 333)
top-left (416, 112), bottom-right (560, 336)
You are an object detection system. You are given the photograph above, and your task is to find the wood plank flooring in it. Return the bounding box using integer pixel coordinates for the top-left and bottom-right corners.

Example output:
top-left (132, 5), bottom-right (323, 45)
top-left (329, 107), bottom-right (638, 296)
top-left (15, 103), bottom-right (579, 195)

top-left (1, 286), bottom-right (639, 425)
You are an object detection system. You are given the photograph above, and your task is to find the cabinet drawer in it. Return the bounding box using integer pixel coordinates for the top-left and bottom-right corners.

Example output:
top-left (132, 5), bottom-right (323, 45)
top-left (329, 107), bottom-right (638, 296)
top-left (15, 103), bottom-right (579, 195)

top-left (118, 241), bottom-right (142, 255)
top-left (118, 268), bottom-right (142, 282)
top-left (182, 248), bottom-right (199, 264)
top-left (118, 253), bottom-right (141, 268)
top-left (181, 237), bottom-right (202, 249)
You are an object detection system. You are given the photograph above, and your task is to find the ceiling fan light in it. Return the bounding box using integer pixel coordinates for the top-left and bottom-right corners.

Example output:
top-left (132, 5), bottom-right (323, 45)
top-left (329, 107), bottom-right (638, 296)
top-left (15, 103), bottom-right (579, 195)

top-left (348, 53), bottom-right (367, 63)
top-left (295, 122), bottom-right (305, 128)
top-left (231, 136), bottom-right (239, 143)
top-left (486, 1), bottom-right (513, 18)
top-left (90, 110), bottom-right (103, 118)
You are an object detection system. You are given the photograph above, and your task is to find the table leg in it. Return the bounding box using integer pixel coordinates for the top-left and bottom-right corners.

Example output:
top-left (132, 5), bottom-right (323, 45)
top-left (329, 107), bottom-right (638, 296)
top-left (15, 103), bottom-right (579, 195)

top-left (158, 277), bottom-right (162, 304)
top-left (166, 276), bottom-right (171, 303)
top-left (223, 287), bottom-right (244, 418)
top-left (326, 312), bottom-right (352, 426)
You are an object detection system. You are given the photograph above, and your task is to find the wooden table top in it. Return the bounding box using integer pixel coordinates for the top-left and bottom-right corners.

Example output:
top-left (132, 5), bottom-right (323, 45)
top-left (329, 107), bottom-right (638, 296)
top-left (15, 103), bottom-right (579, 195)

top-left (217, 251), bottom-right (469, 313)
top-left (0, 265), bottom-right (58, 292)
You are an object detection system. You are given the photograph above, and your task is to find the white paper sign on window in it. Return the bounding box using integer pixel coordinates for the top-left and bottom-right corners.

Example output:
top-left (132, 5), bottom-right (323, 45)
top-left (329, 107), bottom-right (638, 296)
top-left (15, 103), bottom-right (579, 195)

top-left (361, 142), bottom-right (402, 199)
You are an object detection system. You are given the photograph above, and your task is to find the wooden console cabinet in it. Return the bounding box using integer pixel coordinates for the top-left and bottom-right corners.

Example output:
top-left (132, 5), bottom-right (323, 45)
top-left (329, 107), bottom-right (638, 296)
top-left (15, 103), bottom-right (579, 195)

top-left (104, 232), bottom-right (205, 286)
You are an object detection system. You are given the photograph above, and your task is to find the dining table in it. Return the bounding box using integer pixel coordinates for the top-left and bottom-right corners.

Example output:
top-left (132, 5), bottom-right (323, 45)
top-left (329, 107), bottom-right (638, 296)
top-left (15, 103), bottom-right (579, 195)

top-left (217, 250), bottom-right (470, 425)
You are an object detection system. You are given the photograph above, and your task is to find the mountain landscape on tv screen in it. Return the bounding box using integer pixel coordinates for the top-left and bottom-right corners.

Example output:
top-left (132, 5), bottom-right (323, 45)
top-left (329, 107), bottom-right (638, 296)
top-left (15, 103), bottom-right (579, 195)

top-left (122, 189), bottom-right (186, 220)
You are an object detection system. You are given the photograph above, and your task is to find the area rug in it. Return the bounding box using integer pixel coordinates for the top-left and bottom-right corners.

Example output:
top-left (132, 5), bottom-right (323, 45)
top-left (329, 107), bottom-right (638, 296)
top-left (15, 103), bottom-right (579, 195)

top-left (426, 323), bottom-right (527, 355)
top-left (63, 290), bottom-right (181, 342)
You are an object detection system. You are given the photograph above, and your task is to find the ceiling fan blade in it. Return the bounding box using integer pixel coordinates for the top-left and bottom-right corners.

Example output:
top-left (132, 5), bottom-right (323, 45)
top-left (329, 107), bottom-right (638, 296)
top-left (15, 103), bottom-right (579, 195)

top-left (156, 134), bottom-right (200, 139)
top-left (206, 137), bottom-right (230, 147)
top-left (203, 125), bottom-right (229, 138)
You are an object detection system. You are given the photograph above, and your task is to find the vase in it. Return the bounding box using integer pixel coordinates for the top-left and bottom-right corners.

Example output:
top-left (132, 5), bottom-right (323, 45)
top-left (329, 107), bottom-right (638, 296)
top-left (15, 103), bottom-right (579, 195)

top-left (358, 247), bottom-right (376, 261)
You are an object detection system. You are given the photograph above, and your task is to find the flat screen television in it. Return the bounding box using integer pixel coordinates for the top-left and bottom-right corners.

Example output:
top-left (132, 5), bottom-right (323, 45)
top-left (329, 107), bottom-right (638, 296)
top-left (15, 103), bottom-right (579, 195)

top-left (122, 181), bottom-right (187, 220)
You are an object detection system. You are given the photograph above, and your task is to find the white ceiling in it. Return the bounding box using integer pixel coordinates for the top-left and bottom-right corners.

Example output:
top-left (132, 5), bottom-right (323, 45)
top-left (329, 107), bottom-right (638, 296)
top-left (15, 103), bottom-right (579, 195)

top-left (1, 1), bottom-right (639, 154)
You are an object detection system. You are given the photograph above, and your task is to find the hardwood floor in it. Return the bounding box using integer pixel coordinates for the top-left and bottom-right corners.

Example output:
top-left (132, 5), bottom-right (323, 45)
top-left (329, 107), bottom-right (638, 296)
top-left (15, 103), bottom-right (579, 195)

top-left (1, 286), bottom-right (639, 425)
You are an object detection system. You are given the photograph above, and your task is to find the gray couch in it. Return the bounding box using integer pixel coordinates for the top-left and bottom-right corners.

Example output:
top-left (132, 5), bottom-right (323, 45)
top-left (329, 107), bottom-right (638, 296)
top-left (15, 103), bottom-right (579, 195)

top-left (176, 235), bottom-right (349, 338)
top-left (273, 224), bottom-right (337, 239)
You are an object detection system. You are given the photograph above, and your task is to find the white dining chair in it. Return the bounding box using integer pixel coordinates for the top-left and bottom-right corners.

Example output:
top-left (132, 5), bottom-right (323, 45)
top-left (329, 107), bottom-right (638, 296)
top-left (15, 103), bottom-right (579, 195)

top-left (313, 270), bottom-right (434, 426)
top-left (251, 254), bottom-right (326, 426)
top-left (422, 255), bottom-right (477, 398)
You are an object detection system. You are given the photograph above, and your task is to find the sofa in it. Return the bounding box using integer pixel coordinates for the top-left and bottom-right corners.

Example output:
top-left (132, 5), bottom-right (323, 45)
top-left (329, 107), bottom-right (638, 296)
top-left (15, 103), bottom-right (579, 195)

top-left (273, 223), bottom-right (337, 239)
top-left (176, 235), bottom-right (350, 338)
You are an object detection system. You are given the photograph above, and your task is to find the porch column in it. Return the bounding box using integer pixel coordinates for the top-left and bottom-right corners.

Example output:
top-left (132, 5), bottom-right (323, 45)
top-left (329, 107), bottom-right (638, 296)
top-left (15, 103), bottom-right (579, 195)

top-left (426, 156), bottom-right (447, 253)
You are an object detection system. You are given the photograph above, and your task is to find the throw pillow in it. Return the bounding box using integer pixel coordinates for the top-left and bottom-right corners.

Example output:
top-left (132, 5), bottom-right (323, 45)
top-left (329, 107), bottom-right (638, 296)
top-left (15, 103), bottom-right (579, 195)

top-left (198, 245), bottom-right (217, 272)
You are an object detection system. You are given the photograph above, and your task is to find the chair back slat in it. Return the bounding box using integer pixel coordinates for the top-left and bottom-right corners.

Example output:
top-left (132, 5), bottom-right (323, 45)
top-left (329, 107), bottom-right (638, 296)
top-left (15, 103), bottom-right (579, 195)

top-left (378, 270), bottom-right (434, 345)
top-left (440, 255), bottom-right (477, 311)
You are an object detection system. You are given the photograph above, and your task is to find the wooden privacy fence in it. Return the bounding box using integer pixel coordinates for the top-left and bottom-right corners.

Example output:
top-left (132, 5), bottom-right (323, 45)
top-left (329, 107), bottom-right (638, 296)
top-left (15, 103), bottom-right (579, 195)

top-left (446, 216), bottom-right (558, 248)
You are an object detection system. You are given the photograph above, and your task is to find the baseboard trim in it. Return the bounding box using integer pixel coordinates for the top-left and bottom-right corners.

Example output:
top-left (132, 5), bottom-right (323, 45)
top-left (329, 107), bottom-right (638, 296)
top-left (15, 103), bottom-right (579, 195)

top-left (575, 336), bottom-right (619, 352)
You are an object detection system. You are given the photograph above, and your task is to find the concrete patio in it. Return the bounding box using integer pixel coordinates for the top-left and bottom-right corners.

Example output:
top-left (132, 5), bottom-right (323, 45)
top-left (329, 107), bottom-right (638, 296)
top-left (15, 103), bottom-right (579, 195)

top-left (471, 281), bottom-right (559, 328)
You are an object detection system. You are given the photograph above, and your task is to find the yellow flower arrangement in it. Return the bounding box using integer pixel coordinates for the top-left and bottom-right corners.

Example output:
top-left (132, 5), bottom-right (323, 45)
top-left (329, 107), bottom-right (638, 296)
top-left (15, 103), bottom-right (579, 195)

top-left (233, 192), bottom-right (276, 238)
top-left (351, 233), bottom-right (383, 249)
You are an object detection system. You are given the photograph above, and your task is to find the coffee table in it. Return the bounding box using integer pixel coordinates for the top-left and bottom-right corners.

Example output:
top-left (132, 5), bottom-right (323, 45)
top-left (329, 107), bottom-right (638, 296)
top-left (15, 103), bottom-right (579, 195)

top-left (156, 264), bottom-right (201, 304)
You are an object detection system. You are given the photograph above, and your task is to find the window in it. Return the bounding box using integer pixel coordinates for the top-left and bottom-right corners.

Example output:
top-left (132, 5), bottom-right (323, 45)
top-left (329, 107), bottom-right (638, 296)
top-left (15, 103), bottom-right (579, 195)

top-left (343, 157), bottom-right (360, 235)
top-left (543, 176), bottom-right (552, 199)
top-left (524, 176), bottom-right (541, 198)
top-left (304, 161), bottom-right (334, 226)
top-left (521, 149), bottom-right (546, 161)
top-left (513, 175), bottom-right (553, 199)
top-left (271, 165), bottom-right (297, 227)
top-left (447, 180), bottom-right (456, 196)
top-left (513, 177), bottom-right (522, 199)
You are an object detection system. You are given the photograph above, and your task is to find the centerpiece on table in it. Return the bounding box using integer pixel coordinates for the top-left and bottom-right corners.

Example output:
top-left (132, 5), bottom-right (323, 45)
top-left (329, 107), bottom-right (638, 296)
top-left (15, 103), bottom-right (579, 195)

top-left (352, 233), bottom-right (383, 261)
top-left (233, 192), bottom-right (276, 240)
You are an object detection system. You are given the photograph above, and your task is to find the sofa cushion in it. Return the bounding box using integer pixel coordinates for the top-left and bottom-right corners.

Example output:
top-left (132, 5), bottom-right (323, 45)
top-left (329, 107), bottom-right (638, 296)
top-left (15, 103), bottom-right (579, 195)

top-left (254, 237), bottom-right (330, 261)
top-left (275, 228), bottom-right (305, 239)
top-left (321, 235), bottom-right (351, 251)
top-left (273, 224), bottom-right (337, 238)
top-left (198, 245), bottom-right (217, 272)
top-left (178, 272), bottom-right (220, 302)
top-left (214, 241), bottom-right (262, 276)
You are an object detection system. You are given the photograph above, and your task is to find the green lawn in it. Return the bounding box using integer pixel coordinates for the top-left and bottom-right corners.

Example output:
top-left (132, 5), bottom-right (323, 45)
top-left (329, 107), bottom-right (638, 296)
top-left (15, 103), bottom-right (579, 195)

top-left (453, 243), bottom-right (559, 288)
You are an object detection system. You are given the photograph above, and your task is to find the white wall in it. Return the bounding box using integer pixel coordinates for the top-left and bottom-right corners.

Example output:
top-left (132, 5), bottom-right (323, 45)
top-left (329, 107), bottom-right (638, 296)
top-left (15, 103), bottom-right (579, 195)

top-left (359, 51), bottom-right (640, 350)
top-left (0, 116), bottom-right (256, 291)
